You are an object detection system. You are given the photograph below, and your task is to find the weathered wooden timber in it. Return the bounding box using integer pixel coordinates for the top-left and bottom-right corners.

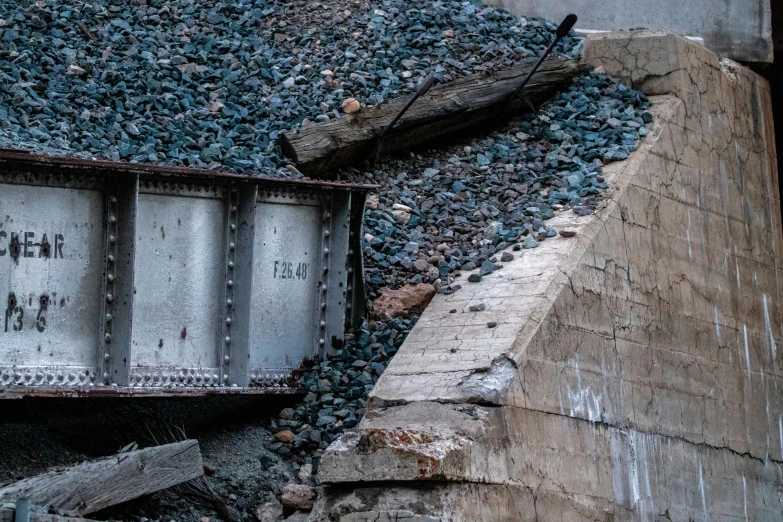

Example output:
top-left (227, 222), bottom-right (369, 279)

top-left (280, 56), bottom-right (588, 176)
top-left (0, 440), bottom-right (203, 515)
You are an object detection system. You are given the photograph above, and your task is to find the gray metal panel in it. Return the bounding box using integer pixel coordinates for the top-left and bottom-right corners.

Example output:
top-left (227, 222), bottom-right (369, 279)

top-left (249, 198), bottom-right (322, 378)
top-left (0, 183), bottom-right (103, 386)
top-left (130, 193), bottom-right (225, 375)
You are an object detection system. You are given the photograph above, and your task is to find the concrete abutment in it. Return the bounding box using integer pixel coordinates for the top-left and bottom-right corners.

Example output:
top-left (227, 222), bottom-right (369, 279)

top-left (313, 31), bottom-right (783, 521)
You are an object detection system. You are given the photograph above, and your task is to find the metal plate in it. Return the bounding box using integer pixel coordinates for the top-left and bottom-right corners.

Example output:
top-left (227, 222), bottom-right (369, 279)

top-left (130, 193), bottom-right (225, 371)
top-left (0, 183), bottom-right (103, 376)
top-left (249, 200), bottom-right (323, 373)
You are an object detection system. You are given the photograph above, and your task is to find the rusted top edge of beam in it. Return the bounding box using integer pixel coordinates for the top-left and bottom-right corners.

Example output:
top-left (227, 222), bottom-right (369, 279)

top-left (0, 385), bottom-right (306, 399)
top-left (0, 148), bottom-right (379, 191)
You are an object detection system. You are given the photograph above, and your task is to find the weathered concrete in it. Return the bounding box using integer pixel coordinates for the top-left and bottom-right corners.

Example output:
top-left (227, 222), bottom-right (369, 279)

top-left (314, 31), bottom-right (782, 521)
top-left (484, 0), bottom-right (773, 64)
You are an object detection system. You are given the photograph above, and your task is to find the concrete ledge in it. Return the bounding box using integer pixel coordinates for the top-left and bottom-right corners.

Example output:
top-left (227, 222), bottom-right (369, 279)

top-left (315, 31), bottom-right (782, 521)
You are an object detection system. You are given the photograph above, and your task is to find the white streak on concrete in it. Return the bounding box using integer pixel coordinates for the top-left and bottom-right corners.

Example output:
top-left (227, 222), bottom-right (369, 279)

top-left (742, 474), bottom-right (748, 520)
top-left (763, 294), bottom-right (777, 361)
top-left (698, 458), bottom-right (708, 520)
top-left (763, 368), bottom-right (770, 463)
top-left (714, 306), bottom-right (722, 345)
top-left (779, 415), bottom-right (783, 461)
top-left (744, 324), bottom-right (751, 380)
top-left (629, 432), bottom-right (641, 506)
top-left (686, 210), bottom-right (692, 258)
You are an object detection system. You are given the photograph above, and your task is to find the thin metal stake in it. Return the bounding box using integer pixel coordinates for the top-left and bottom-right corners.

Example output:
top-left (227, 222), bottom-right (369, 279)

top-left (374, 74), bottom-right (437, 163)
top-left (501, 14), bottom-right (577, 114)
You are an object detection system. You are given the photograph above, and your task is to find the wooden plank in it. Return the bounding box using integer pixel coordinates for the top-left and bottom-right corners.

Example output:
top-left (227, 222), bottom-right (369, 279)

top-left (280, 56), bottom-right (588, 176)
top-left (0, 440), bottom-right (203, 516)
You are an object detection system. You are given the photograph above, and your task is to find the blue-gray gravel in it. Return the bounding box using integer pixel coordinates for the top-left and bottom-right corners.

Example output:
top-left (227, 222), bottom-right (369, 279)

top-left (0, 0), bottom-right (581, 172)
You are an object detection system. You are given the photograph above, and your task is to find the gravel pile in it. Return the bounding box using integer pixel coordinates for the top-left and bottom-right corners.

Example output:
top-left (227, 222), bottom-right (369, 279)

top-left (269, 316), bottom-right (414, 460)
top-left (0, 0), bottom-right (580, 172)
top-left (354, 72), bottom-right (651, 294)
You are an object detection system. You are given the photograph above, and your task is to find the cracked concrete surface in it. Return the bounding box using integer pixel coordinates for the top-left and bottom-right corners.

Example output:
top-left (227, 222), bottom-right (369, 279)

top-left (313, 32), bottom-right (783, 521)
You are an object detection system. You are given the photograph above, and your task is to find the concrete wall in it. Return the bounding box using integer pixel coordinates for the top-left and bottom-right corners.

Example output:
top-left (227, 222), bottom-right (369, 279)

top-left (313, 31), bottom-right (782, 521)
top-left (484, 0), bottom-right (773, 64)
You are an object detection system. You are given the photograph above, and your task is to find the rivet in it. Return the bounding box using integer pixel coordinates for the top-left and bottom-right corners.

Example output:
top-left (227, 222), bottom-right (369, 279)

top-left (106, 313), bottom-right (112, 322)
top-left (321, 284), bottom-right (327, 292)
top-left (347, 267), bottom-right (353, 273)
top-left (349, 249), bottom-right (354, 255)
top-left (324, 230), bottom-right (330, 237)
top-left (320, 320), bottom-right (326, 328)
top-left (103, 372), bottom-right (110, 380)
top-left (109, 235), bottom-right (116, 243)
top-left (104, 352), bottom-right (110, 361)
top-left (323, 266), bottom-right (329, 274)
top-left (106, 293), bottom-right (113, 302)
top-left (223, 375), bottom-right (229, 382)
top-left (225, 336), bottom-right (231, 344)
top-left (324, 212), bottom-right (331, 220)
top-left (321, 303), bottom-right (327, 310)
top-left (110, 196), bottom-right (117, 204)
top-left (323, 247), bottom-right (329, 255)
top-left (109, 215), bottom-right (116, 224)
top-left (226, 317), bottom-right (232, 325)
top-left (346, 303), bottom-right (352, 310)
top-left (224, 355), bottom-right (230, 363)
top-left (230, 224), bottom-right (236, 231)
top-left (347, 285), bottom-right (353, 291)
top-left (227, 280), bottom-right (234, 287)
top-left (226, 298), bottom-right (233, 306)
top-left (228, 261), bottom-right (234, 269)
top-left (105, 333), bottom-right (111, 343)
top-left (108, 254), bottom-right (115, 263)
top-left (107, 273), bottom-right (114, 282)
top-left (231, 205), bottom-right (237, 213)
top-left (319, 339), bottom-right (325, 346)
top-left (229, 242), bottom-right (236, 250)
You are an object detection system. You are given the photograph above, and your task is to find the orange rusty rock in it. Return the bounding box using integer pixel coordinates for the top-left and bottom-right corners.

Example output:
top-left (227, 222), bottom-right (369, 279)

top-left (372, 283), bottom-right (436, 320)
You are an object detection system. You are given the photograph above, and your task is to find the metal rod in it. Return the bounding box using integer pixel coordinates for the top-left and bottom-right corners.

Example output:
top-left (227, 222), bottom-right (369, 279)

top-left (374, 74), bottom-right (437, 162)
top-left (501, 14), bottom-right (577, 113)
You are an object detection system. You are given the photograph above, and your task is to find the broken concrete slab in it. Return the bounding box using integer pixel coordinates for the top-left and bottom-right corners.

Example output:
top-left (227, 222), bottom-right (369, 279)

top-left (313, 30), bottom-right (783, 521)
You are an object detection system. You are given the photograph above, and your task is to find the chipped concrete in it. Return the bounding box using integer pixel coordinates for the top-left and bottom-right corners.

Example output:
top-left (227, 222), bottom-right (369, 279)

top-left (314, 31), bottom-right (783, 521)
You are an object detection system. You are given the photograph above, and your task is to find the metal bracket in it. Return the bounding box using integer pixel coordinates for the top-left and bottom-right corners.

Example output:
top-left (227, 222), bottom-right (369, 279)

top-left (322, 192), bottom-right (351, 356)
top-left (98, 173), bottom-right (138, 386)
top-left (220, 183), bottom-right (257, 387)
